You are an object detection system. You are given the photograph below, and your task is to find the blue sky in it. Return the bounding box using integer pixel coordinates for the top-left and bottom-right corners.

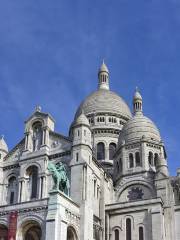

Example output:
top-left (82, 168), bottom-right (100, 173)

top-left (0, 0), bottom-right (180, 175)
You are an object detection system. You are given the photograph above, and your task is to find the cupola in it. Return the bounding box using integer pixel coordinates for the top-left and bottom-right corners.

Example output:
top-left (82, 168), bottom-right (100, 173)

top-left (133, 87), bottom-right (143, 115)
top-left (98, 60), bottom-right (109, 90)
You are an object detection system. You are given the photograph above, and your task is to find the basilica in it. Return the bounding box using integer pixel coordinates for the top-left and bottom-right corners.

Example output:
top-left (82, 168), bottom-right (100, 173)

top-left (0, 62), bottom-right (180, 240)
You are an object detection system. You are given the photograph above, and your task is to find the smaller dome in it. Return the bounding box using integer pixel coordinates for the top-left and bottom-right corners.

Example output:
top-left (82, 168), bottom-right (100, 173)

top-left (74, 112), bottom-right (90, 127)
top-left (118, 115), bottom-right (161, 145)
top-left (134, 88), bottom-right (142, 100)
top-left (99, 61), bottom-right (109, 73)
top-left (0, 136), bottom-right (8, 153)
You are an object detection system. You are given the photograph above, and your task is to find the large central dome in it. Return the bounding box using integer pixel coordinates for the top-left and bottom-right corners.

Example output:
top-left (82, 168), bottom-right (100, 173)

top-left (75, 62), bottom-right (131, 120)
top-left (71, 62), bottom-right (132, 171)
top-left (75, 89), bottom-right (131, 119)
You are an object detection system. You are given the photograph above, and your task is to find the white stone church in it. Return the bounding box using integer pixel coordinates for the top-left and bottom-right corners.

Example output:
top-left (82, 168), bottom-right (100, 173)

top-left (0, 62), bottom-right (180, 240)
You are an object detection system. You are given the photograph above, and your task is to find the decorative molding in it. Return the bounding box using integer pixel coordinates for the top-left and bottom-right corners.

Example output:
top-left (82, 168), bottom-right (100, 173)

top-left (3, 164), bottom-right (20, 171)
top-left (0, 205), bottom-right (48, 217)
top-left (49, 151), bottom-right (71, 160)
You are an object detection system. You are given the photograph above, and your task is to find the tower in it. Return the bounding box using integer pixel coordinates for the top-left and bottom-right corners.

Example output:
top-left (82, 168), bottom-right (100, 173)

top-left (70, 112), bottom-right (94, 240)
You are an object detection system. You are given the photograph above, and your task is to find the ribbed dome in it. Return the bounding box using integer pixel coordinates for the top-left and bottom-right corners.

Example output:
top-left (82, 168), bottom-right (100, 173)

top-left (75, 89), bottom-right (132, 120)
top-left (118, 114), bottom-right (161, 145)
top-left (0, 136), bottom-right (8, 153)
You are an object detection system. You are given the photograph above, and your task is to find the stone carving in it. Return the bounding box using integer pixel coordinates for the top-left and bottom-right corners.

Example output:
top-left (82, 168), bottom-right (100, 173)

top-left (127, 187), bottom-right (144, 201)
top-left (48, 162), bottom-right (70, 195)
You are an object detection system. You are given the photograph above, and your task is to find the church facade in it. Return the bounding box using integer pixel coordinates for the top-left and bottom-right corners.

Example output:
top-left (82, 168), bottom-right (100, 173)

top-left (0, 62), bottom-right (180, 240)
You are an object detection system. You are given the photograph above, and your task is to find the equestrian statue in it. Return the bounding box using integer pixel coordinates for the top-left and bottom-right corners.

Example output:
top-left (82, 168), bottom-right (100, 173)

top-left (48, 162), bottom-right (70, 195)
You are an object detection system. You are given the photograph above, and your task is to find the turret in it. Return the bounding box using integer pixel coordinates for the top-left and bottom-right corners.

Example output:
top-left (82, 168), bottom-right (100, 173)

top-left (0, 135), bottom-right (8, 160)
top-left (72, 112), bottom-right (92, 148)
top-left (70, 112), bottom-right (94, 240)
top-left (156, 150), bottom-right (169, 177)
top-left (0, 136), bottom-right (8, 204)
top-left (71, 112), bottom-right (92, 166)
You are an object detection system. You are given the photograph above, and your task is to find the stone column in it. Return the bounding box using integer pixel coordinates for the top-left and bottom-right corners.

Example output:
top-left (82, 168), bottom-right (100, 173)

top-left (38, 176), bottom-right (42, 199)
top-left (20, 179), bottom-right (25, 202)
top-left (18, 181), bottom-right (22, 203)
top-left (105, 146), bottom-right (109, 161)
top-left (41, 175), bottom-right (47, 198)
top-left (141, 140), bottom-right (146, 170)
top-left (106, 213), bottom-right (110, 240)
top-left (25, 132), bottom-right (29, 150)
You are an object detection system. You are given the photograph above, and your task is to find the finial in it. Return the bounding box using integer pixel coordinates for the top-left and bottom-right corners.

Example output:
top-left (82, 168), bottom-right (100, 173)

top-left (35, 105), bottom-right (42, 112)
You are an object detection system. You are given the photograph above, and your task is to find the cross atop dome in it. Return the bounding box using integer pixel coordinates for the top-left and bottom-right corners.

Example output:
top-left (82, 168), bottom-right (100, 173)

top-left (98, 60), bottom-right (109, 90)
top-left (35, 105), bottom-right (42, 112)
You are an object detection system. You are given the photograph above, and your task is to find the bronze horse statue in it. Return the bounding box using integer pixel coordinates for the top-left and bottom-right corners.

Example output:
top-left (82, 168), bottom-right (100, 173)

top-left (48, 162), bottom-right (70, 195)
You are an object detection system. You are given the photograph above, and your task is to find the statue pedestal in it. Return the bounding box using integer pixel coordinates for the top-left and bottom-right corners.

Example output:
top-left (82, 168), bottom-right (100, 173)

top-left (45, 190), bottom-right (80, 240)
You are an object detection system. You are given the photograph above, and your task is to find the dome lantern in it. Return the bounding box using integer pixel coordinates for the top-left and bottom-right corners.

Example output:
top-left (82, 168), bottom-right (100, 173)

top-left (133, 87), bottom-right (143, 115)
top-left (98, 60), bottom-right (109, 90)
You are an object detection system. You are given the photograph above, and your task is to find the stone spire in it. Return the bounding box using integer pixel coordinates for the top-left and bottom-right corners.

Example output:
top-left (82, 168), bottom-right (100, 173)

top-left (133, 87), bottom-right (143, 115)
top-left (98, 60), bottom-right (109, 90)
top-left (0, 135), bottom-right (8, 154)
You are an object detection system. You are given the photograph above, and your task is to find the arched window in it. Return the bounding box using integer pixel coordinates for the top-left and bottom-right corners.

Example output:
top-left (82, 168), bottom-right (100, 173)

top-left (119, 158), bottom-right (122, 173)
top-left (129, 153), bottom-right (134, 168)
top-left (148, 152), bottom-right (153, 165)
top-left (97, 142), bottom-right (105, 160)
top-left (76, 152), bottom-right (79, 162)
top-left (135, 152), bottom-right (141, 167)
top-left (94, 180), bottom-right (96, 197)
top-left (24, 221), bottom-right (42, 240)
top-left (116, 161), bottom-right (120, 173)
top-left (0, 224), bottom-right (8, 240)
top-left (115, 229), bottom-right (119, 240)
top-left (32, 121), bottom-right (43, 151)
top-left (126, 218), bottom-right (132, 240)
top-left (26, 166), bottom-right (39, 199)
top-left (8, 176), bottom-right (16, 204)
top-left (154, 153), bottom-right (159, 168)
top-left (67, 226), bottom-right (78, 240)
top-left (139, 226), bottom-right (144, 240)
top-left (109, 143), bottom-right (116, 160)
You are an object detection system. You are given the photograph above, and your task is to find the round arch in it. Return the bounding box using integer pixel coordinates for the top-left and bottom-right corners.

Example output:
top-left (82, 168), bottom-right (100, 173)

top-left (3, 172), bottom-right (18, 185)
top-left (21, 162), bottom-right (42, 178)
top-left (25, 118), bottom-right (45, 132)
top-left (0, 224), bottom-right (8, 240)
top-left (17, 218), bottom-right (42, 240)
top-left (117, 180), bottom-right (156, 201)
top-left (96, 142), bottom-right (105, 160)
top-left (67, 226), bottom-right (78, 240)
